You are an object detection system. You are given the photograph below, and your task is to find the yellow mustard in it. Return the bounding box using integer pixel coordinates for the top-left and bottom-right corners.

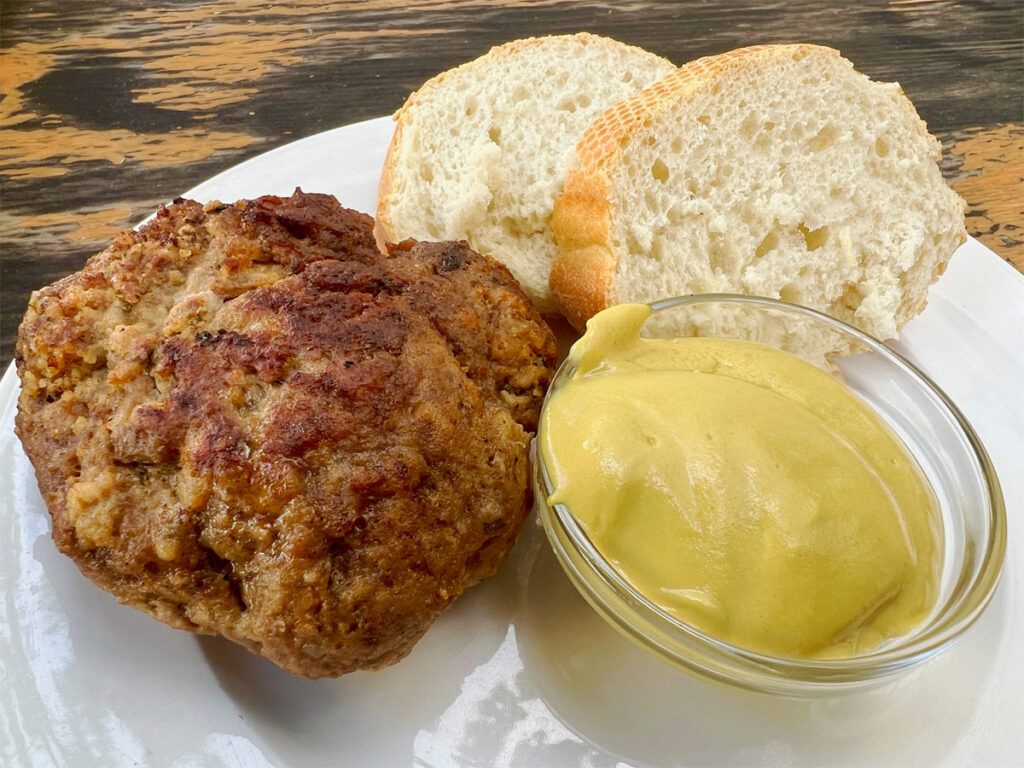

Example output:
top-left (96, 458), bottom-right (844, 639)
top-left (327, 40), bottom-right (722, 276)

top-left (540, 303), bottom-right (942, 659)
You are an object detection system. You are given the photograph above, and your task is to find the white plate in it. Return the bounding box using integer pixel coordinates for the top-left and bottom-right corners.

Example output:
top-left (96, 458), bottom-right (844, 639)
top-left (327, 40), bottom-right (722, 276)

top-left (2, 117), bottom-right (1023, 768)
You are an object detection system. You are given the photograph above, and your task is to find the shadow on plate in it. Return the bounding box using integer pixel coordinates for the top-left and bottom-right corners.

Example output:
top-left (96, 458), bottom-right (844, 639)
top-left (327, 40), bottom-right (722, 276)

top-left (195, 533), bottom-right (530, 765)
top-left (197, 635), bottom-right (337, 734)
top-left (514, 533), bottom-right (1006, 767)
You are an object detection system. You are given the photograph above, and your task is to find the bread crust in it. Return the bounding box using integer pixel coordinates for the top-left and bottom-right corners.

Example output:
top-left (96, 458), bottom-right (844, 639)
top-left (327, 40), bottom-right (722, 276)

top-left (373, 112), bottom-right (401, 249)
top-left (549, 167), bottom-right (617, 328)
top-left (551, 44), bottom-right (846, 327)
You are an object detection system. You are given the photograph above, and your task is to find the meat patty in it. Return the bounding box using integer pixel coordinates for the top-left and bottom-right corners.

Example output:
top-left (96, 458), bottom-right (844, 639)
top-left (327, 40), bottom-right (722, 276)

top-left (15, 190), bottom-right (557, 678)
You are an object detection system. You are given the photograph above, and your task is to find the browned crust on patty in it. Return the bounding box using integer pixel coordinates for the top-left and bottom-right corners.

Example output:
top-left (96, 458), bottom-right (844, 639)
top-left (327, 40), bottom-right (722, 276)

top-left (15, 190), bottom-right (556, 678)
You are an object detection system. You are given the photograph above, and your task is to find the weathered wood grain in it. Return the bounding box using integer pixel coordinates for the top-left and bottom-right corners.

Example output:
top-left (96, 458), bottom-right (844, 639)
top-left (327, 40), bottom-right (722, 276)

top-left (2, 0), bottom-right (1022, 364)
top-left (947, 123), bottom-right (1024, 269)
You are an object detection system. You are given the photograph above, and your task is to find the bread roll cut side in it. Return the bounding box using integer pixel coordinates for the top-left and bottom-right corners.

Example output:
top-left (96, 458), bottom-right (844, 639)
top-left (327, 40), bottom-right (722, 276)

top-left (376, 33), bottom-right (675, 313)
top-left (551, 44), bottom-right (966, 350)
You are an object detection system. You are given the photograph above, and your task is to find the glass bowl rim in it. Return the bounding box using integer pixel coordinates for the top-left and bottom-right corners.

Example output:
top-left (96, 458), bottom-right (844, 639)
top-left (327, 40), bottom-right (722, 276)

top-left (536, 293), bottom-right (1007, 686)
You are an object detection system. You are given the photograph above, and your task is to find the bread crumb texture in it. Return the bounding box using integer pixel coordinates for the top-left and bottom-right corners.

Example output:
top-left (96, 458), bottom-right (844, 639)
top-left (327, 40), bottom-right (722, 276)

top-left (377, 33), bottom-right (675, 313)
top-left (553, 44), bottom-right (966, 352)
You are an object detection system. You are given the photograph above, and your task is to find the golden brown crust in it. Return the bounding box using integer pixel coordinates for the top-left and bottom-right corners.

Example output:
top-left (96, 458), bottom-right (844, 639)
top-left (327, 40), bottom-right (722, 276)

top-left (549, 167), bottom-right (617, 329)
top-left (373, 113), bottom-right (402, 249)
top-left (15, 191), bottom-right (556, 679)
top-left (550, 44), bottom-right (841, 324)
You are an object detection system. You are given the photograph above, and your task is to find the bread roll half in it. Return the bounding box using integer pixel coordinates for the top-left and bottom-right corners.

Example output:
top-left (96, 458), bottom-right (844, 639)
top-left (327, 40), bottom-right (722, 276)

top-left (551, 44), bottom-right (966, 342)
top-left (376, 33), bottom-right (675, 313)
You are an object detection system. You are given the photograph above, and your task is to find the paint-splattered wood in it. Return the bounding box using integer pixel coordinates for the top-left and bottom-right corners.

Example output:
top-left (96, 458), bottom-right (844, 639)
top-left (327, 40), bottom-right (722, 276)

top-left (2, 0), bottom-right (1021, 364)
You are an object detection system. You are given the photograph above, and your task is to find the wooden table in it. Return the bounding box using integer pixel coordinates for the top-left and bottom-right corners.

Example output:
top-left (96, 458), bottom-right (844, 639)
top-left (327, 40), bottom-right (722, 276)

top-left (2, 0), bottom-right (1021, 367)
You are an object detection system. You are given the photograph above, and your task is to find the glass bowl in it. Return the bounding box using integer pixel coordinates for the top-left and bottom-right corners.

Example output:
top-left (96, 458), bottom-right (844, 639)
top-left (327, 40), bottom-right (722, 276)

top-left (534, 294), bottom-right (1006, 696)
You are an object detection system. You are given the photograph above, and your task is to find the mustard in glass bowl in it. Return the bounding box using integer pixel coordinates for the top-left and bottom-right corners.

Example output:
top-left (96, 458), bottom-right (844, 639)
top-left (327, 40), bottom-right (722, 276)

top-left (534, 295), bottom-right (1006, 696)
